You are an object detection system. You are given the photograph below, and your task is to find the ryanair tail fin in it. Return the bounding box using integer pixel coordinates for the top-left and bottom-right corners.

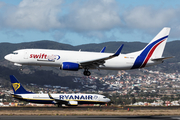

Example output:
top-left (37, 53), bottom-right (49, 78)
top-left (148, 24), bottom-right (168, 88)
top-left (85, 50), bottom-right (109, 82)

top-left (10, 75), bottom-right (34, 94)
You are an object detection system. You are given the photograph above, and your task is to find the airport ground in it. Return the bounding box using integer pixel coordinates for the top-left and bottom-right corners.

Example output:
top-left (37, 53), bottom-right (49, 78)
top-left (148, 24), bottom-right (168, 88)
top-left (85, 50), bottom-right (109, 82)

top-left (0, 106), bottom-right (180, 120)
top-left (0, 116), bottom-right (179, 120)
top-left (0, 116), bottom-right (180, 120)
top-left (0, 106), bottom-right (180, 116)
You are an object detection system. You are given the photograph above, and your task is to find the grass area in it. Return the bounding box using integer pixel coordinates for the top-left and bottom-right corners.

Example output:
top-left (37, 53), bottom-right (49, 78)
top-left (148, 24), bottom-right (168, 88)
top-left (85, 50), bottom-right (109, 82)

top-left (1, 109), bottom-right (180, 116)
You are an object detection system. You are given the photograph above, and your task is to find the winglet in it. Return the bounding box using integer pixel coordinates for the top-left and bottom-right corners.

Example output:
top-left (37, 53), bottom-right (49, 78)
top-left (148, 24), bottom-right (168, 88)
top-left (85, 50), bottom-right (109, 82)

top-left (48, 92), bottom-right (67, 105)
top-left (80, 44), bottom-right (124, 65)
top-left (100, 47), bottom-right (106, 53)
top-left (48, 92), bottom-right (54, 99)
top-left (112, 44), bottom-right (124, 56)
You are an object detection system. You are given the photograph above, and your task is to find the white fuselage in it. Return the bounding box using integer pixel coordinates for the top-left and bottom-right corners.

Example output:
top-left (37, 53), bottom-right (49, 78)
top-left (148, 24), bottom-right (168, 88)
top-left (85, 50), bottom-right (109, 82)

top-left (4, 49), bottom-right (160, 70)
top-left (14, 93), bottom-right (110, 105)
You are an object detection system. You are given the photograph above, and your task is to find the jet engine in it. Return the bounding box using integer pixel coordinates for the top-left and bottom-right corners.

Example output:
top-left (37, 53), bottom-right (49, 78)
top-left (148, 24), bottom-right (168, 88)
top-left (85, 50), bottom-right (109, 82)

top-left (67, 101), bottom-right (78, 106)
top-left (60, 62), bottom-right (79, 71)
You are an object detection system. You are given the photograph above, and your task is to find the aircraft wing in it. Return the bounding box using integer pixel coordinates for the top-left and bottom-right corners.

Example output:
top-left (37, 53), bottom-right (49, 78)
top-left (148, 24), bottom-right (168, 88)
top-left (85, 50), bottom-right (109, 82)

top-left (79, 44), bottom-right (124, 69)
top-left (48, 92), bottom-right (68, 104)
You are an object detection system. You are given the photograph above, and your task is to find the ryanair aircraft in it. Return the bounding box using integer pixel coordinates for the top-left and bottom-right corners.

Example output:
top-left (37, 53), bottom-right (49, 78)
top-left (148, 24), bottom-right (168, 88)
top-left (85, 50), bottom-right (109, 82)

top-left (10, 75), bottom-right (110, 107)
top-left (5, 27), bottom-right (171, 76)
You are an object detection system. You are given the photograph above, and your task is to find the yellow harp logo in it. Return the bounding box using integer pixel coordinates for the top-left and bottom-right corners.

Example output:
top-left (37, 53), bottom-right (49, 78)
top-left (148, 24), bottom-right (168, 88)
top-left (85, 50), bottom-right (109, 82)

top-left (12, 83), bottom-right (20, 91)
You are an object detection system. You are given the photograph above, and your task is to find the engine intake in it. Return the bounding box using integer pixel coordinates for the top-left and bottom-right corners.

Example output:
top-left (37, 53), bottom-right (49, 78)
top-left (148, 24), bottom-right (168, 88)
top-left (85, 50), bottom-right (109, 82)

top-left (61, 62), bottom-right (79, 71)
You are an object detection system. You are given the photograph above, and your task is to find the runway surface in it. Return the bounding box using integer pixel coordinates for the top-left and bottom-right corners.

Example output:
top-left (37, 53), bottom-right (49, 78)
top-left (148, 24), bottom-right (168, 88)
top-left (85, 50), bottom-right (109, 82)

top-left (0, 116), bottom-right (179, 120)
top-left (0, 106), bottom-right (180, 110)
top-left (0, 106), bottom-right (180, 119)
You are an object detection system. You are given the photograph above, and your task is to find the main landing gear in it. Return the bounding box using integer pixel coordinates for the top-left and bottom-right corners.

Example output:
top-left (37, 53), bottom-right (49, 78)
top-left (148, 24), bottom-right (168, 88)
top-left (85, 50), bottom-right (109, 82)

top-left (83, 69), bottom-right (91, 76)
top-left (58, 104), bottom-right (62, 107)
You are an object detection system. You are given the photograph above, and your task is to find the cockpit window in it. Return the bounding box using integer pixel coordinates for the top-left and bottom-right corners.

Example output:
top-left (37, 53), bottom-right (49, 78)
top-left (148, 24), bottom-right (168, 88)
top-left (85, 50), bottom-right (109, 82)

top-left (13, 52), bottom-right (18, 55)
top-left (103, 96), bottom-right (107, 99)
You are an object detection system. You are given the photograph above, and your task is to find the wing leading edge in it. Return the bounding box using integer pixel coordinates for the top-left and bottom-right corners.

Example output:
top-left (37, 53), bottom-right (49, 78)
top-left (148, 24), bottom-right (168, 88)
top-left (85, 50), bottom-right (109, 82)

top-left (79, 44), bottom-right (124, 68)
top-left (48, 92), bottom-right (68, 105)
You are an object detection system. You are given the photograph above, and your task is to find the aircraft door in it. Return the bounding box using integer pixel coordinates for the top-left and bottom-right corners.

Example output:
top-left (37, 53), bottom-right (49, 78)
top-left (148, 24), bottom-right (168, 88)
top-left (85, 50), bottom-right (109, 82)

top-left (24, 51), bottom-right (28, 59)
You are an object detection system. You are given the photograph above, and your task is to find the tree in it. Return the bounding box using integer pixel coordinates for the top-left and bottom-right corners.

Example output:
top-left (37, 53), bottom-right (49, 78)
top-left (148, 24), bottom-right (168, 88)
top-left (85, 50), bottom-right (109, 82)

top-left (132, 97), bottom-right (136, 104)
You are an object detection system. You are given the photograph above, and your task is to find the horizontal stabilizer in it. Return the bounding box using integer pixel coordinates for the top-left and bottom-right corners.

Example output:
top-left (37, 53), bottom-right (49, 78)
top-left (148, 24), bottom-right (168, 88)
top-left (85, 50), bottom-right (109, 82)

top-left (151, 56), bottom-right (174, 61)
top-left (11, 94), bottom-right (22, 98)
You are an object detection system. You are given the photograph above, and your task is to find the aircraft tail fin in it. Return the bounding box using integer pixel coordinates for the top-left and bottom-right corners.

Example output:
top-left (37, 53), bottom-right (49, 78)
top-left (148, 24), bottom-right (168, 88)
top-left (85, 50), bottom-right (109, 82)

top-left (141, 27), bottom-right (170, 58)
top-left (131, 27), bottom-right (170, 69)
top-left (10, 75), bottom-right (34, 94)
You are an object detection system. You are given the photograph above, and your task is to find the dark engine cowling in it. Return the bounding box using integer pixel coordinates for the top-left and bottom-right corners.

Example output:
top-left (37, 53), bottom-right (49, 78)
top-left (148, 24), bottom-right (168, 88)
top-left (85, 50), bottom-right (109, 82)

top-left (61, 62), bottom-right (79, 71)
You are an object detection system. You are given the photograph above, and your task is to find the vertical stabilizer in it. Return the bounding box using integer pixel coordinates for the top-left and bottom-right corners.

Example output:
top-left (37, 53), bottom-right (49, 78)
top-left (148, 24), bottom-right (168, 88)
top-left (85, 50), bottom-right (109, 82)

top-left (10, 75), bottom-right (34, 94)
top-left (132, 27), bottom-right (170, 69)
top-left (142, 27), bottom-right (170, 58)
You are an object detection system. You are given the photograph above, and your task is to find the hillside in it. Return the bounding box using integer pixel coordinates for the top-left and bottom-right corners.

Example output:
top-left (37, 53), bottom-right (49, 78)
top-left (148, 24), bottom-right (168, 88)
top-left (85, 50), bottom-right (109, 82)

top-left (0, 40), bottom-right (180, 86)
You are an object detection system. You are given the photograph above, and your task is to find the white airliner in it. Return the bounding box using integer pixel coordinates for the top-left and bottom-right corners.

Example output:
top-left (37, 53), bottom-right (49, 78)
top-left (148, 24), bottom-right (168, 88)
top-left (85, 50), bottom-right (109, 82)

top-left (10, 75), bottom-right (110, 107)
top-left (5, 27), bottom-right (171, 76)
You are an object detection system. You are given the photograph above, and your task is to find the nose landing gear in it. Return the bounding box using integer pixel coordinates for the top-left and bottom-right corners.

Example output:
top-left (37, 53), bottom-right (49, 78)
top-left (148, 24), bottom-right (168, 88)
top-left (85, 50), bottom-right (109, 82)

top-left (20, 66), bottom-right (23, 71)
top-left (83, 69), bottom-right (91, 76)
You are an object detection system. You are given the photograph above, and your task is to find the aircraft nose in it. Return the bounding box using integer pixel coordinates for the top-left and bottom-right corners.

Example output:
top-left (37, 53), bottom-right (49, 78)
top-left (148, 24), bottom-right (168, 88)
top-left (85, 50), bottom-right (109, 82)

top-left (4, 54), bottom-right (11, 61)
top-left (106, 98), bottom-right (111, 102)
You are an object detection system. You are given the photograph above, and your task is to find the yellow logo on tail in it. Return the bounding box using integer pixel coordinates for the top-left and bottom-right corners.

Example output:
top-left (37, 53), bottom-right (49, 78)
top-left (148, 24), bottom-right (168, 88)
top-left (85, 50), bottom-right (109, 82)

top-left (12, 83), bottom-right (20, 91)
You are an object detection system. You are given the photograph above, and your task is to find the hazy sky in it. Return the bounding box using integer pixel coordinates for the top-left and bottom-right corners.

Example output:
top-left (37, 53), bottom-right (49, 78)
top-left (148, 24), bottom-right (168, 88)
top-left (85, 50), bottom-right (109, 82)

top-left (0, 0), bottom-right (180, 45)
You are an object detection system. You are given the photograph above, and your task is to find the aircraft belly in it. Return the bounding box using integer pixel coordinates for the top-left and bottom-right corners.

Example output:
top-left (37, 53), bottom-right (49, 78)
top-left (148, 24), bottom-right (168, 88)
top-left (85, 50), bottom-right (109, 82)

top-left (25, 99), bottom-right (54, 104)
top-left (145, 61), bottom-right (162, 67)
top-left (100, 57), bottom-right (135, 70)
top-left (100, 66), bottom-right (131, 70)
top-left (20, 59), bottom-right (61, 67)
top-left (77, 101), bottom-right (106, 105)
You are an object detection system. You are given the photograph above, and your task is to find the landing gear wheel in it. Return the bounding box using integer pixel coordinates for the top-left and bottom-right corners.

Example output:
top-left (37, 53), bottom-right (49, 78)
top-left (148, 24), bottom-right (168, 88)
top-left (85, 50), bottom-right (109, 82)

top-left (58, 104), bottom-right (62, 107)
top-left (86, 71), bottom-right (91, 76)
top-left (83, 70), bottom-right (91, 76)
top-left (83, 71), bottom-right (87, 75)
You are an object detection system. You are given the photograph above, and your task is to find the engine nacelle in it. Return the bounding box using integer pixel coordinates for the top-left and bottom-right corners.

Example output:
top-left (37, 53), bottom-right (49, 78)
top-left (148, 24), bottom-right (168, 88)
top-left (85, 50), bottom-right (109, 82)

top-left (61, 62), bottom-right (79, 71)
top-left (67, 101), bottom-right (78, 106)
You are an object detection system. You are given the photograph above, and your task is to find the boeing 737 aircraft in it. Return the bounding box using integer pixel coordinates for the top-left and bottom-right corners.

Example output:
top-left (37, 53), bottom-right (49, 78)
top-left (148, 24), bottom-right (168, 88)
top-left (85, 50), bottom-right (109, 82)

top-left (10, 75), bottom-right (110, 107)
top-left (5, 27), bottom-right (171, 76)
